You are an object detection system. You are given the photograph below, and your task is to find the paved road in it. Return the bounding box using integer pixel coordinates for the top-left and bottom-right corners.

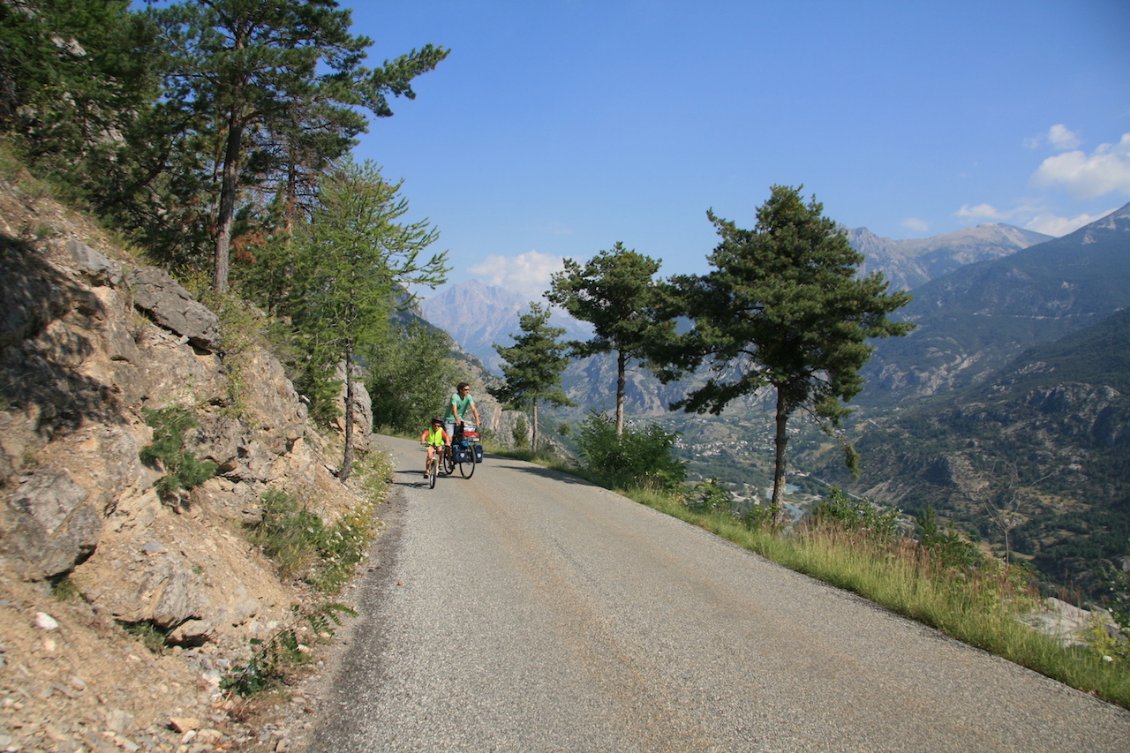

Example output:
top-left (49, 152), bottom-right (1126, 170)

top-left (308, 435), bottom-right (1130, 752)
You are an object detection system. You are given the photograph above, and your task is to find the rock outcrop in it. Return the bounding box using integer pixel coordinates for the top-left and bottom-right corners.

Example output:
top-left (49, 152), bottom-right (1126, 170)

top-left (0, 169), bottom-right (372, 750)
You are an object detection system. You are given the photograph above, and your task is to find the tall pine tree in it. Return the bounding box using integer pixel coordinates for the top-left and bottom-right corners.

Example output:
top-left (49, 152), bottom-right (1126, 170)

top-left (668, 185), bottom-right (913, 524)
top-left (490, 303), bottom-right (573, 453)
top-left (547, 242), bottom-right (675, 439)
top-left (149, 0), bottom-right (448, 291)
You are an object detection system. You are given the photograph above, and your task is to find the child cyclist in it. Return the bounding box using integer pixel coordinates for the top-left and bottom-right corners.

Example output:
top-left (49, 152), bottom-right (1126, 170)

top-left (419, 416), bottom-right (450, 479)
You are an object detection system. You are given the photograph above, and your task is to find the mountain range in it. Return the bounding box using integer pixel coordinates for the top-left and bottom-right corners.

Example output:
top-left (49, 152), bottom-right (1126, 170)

top-left (424, 222), bottom-right (1050, 374)
top-left (858, 204), bottom-right (1130, 408)
top-left (848, 223), bottom-right (1052, 291)
top-left (423, 280), bottom-right (590, 373)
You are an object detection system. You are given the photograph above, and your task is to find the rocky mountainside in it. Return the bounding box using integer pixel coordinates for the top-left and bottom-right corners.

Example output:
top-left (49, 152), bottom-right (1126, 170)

top-left (848, 223), bottom-right (1051, 291)
top-left (0, 169), bottom-right (367, 750)
top-left (859, 204), bottom-right (1130, 408)
top-left (812, 305), bottom-right (1130, 603)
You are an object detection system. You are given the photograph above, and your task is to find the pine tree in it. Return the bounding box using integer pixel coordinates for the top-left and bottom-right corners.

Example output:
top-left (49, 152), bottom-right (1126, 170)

top-left (489, 303), bottom-right (573, 453)
top-left (149, 0), bottom-right (448, 291)
top-left (290, 159), bottom-right (447, 480)
top-left (669, 185), bottom-right (913, 524)
top-left (547, 242), bottom-right (675, 439)
top-left (0, 1), bottom-right (159, 184)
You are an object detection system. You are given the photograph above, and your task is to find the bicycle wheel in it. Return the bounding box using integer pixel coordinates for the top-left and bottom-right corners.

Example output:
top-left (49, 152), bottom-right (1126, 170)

top-left (442, 445), bottom-right (455, 475)
top-left (458, 444), bottom-right (476, 479)
top-left (429, 455), bottom-right (438, 489)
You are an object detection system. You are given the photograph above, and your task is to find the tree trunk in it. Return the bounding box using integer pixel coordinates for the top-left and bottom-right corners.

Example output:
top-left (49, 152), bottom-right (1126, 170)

top-left (283, 154), bottom-right (299, 235)
top-left (770, 388), bottom-right (790, 526)
top-left (213, 107), bottom-right (244, 293)
top-left (531, 398), bottom-right (539, 453)
top-left (615, 349), bottom-right (626, 439)
top-left (340, 350), bottom-right (355, 482)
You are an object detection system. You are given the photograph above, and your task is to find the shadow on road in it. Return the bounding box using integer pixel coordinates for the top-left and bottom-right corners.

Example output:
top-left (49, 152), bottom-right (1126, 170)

top-left (485, 458), bottom-right (599, 487)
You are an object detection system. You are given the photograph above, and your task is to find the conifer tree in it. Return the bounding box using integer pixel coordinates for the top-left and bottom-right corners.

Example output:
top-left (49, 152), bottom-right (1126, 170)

top-left (290, 159), bottom-right (447, 480)
top-left (366, 320), bottom-right (459, 433)
top-left (667, 185), bottom-right (913, 524)
top-left (547, 242), bottom-right (675, 439)
top-left (490, 303), bottom-right (573, 452)
top-left (149, 0), bottom-right (448, 291)
top-left (0, 0), bottom-right (159, 183)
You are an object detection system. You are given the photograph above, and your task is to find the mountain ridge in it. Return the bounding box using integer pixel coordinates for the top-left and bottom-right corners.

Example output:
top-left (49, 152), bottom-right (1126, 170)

top-left (816, 305), bottom-right (1130, 602)
top-left (859, 202), bottom-right (1130, 408)
top-left (424, 222), bottom-right (1050, 373)
top-left (849, 223), bottom-right (1052, 291)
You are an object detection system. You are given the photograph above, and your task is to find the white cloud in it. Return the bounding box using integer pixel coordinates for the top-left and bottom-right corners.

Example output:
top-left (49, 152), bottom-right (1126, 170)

top-left (1047, 123), bottom-right (1082, 150)
top-left (1025, 123), bottom-right (1082, 150)
top-left (468, 250), bottom-right (564, 298)
top-left (955, 203), bottom-right (1003, 221)
top-left (1024, 210), bottom-right (1111, 237)
top-left (1031, 132), bottom-right (1130, 198)
top-left (900, 217), bottom-right (930, 233)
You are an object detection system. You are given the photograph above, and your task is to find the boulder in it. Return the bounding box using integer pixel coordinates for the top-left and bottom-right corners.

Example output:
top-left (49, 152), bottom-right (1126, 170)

top-left (1, 468), bottom-right (101, 579)
top-left (127, 267), bottom-right (220, 352)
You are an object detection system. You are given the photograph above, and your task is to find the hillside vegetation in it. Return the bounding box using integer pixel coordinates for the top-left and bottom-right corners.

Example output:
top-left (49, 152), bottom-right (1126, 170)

top-left (820, 305), bottom-right (1130, 605)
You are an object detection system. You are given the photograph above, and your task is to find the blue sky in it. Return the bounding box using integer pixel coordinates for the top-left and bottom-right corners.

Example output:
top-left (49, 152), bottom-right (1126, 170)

top-left (345, 0), bottom-right (1130, 296)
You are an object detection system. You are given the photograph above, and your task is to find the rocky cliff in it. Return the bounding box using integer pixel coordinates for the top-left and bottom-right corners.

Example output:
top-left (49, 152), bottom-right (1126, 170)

top-left (0, 168), bottom-right (372, 749)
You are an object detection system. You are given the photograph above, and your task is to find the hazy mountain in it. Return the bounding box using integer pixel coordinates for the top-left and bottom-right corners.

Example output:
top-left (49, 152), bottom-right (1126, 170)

top-left (425, 223), bottom-right (1047, 378)
top-left (859, 203), bottom-right (1130, 408)
top-left (848, 224), bottom-right (1052, 291)
top-left (421, 280), bottom-right (589, 373)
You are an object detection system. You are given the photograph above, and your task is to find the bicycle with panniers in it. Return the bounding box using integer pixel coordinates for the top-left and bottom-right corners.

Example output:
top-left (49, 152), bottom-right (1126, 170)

top-left (443, 422), bottom-right (483, 479)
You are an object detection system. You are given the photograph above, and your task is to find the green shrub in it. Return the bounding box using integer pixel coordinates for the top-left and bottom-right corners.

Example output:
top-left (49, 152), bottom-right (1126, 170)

top-left (201, 291), bottom-right (265, 417)
top-left (577, 413), bottom-right (686, 492)
top-left (687, 479), bottom-right (732, 514)
top-left (512, 414), bottom-right (529, 449)
top-left (139, 407), bottom-right (217, 499)
top-left (916, 505), bottom-right (986, 572)
top-left (740, 502), bottom-right (777, 532)
top-left (50, 574), bottom-right (81, 602)
top-left (221, 603), bottom-right (355, 696)
top-left (248, 488), bottom-right (377, 593)
top-left (810, 487), bottom-right (900, 542)
top-left (248, 490), bottom-right (324, 579)
top-left (121, 620), bottom-right (169, 654)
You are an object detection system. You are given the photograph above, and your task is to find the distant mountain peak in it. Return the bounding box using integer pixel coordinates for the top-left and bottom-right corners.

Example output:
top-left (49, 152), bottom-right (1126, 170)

top-left (420, 282), bottom-right (588, 372)
top-left (1092, 201), bottom-right (1130, 228)
top-left (848, 223), bottom-right (1050, 291)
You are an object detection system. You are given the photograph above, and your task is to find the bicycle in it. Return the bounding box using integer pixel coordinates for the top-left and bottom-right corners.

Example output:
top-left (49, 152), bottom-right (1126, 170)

top-left (421, 442), bottom-right (443, 489)
top-left (443, 423), bottom-right (480, 479)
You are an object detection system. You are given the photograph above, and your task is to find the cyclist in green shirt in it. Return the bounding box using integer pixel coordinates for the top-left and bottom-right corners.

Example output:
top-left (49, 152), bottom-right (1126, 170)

top-left (444, 382), bottom-right (481, 442)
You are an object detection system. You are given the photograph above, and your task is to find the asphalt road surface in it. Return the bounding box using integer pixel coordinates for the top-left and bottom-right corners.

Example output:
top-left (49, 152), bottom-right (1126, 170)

top-left (308, 435), bottom-right (1130, 752)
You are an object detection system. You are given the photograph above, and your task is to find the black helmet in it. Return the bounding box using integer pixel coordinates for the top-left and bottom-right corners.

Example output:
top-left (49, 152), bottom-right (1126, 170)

top-left (431, 416), bottom-right (443, 425)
